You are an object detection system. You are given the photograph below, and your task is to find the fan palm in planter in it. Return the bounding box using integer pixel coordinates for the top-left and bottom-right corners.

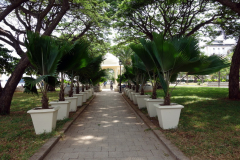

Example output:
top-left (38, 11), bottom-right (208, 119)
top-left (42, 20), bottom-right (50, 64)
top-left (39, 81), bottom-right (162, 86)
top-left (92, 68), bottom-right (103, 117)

top-left (139, 32), bottom-right (229, 129)
top-left (130, 44), bottom-right (163, 116)
top-left (123, 66), bottom-right (135, 97)
top-left (77, 55), bottom-right (104, 97)
top-left (130, 54), bottom-right (148, 104)
top-left (57, 40), bottom-right (89, 100)
top-left (49, 40), bottom-right (89, 119)
top-left (130, 43), bottom-right (159, 99)
top-left (23, 31), bottom-right (62, 134)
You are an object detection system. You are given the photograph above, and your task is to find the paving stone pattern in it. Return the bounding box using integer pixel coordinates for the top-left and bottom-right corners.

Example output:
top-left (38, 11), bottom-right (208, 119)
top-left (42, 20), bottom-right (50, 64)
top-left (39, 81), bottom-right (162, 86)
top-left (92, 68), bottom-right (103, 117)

top-left (44, 91), bottom-right (174, 160)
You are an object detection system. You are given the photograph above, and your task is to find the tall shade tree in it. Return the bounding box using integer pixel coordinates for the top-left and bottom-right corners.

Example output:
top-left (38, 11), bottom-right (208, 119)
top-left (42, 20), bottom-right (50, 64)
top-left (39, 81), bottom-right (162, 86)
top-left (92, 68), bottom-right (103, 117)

top-left (0, 0), bottom-right (110, 115)
top-left (138, 32), bottom-right (230, 105)
top-left (212, 0), bottom-right (240, 99)
top-left (113, 0), bottom-right (232, 43)
top-left (23, 31), bottom-right (62, 109)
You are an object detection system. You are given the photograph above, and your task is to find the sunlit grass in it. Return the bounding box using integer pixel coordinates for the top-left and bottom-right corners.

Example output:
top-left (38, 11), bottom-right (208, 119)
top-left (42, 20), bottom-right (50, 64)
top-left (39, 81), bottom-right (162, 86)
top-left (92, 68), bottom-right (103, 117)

top-left (145, 87), bottom-right (240, 159)
top-left (0, 91), bottom-right (72, 160)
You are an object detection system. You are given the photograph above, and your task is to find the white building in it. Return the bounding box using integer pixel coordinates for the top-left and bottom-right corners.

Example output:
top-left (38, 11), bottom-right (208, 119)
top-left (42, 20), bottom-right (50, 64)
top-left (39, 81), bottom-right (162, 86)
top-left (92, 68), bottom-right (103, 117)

top-left (202, 31), bottom-right (235, 57)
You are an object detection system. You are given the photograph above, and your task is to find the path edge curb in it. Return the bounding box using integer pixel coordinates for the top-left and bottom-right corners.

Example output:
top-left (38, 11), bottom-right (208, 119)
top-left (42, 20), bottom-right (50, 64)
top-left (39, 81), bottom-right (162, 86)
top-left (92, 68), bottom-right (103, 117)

top-left (122, 94), bottom-right (189, 160)
top-left (29, 95), bottom-right (96, 160)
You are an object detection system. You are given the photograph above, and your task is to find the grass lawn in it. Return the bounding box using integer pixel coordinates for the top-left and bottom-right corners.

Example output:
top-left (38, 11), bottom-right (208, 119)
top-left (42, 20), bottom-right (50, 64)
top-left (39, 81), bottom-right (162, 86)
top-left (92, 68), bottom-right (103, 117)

top-left (0, 91), bottom-right (73, 160)
top-left (144, 87), bottom-right (240, 159)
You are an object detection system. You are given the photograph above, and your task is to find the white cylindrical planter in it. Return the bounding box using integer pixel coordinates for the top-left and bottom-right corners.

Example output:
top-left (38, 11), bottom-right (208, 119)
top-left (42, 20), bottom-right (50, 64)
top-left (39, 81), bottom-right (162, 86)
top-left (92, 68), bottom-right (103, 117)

top-left (49, 101), bottom-right (70, 120)
top-left (64, 86), bottom-right (71, 95)
top-left (124, 88), bottom-right (129, 95)
top-left (81, 92), bottom-right (88, 102)
top-left (127, 89), bottom-right (132, 98)
top-left (65, 97), bottom-right (78, 112)
top-left (27, 107), bottom-right (60, 135)
top-left (129, 91), bottom-right (136, 101)
top-left (154, 103), bottom-right (184, 129)
top-left (145, 98), bottom-right (164, 117)
top-left (90, 88), bottom-right (94, 95)
top-left (143, 85), bottom-right (153, 92)
top-left (86, 90), bottom-right (91, 99)
top-left (88, 89), bottom-right (92, 97)
top-left (123, 88), bottom-right (127, 95)
top-left (73, 94), bottom-right (83, 107)
top-left (132, 93), bottom-right (140, 104)
top-left (130, 92), bottom-right (138, 101)
top-left (135, 95), bottom-right (151, 109)
top-left (128, 90), bottom-right (134, 99)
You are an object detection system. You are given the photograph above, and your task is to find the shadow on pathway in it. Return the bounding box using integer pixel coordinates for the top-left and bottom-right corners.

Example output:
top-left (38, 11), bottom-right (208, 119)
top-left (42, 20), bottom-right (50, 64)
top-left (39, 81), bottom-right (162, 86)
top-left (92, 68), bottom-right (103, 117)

top-left (44, 91), bottom-right (174, 160)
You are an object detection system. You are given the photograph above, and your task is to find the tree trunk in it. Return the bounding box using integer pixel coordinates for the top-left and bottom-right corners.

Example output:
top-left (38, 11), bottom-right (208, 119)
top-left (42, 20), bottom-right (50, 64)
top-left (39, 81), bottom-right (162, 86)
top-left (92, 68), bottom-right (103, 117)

top-left (59, 84), bottom-right (65, 101)
top-left (69, 74), bottom-right (74, 97)
top-left (41, 94), bottom-right (49, 109)
top-left (140, 86), bottom-right (144, 95)
top-left (136, 84), bottom-right (139, 92)
top-left (76, 81), bottom-right (79, 94)
top-left (152, 83), bottom-right (157, 99)
top-left (164, 93), bottom-right (171, 105)
top-left (82, 84), bottom-right (84, 92)
top-left (0, 82), bottom-right (2, 95)
top-left (0, 55), bottom-right (30, 115)
top-left (132, 85), bottom-right (135, 90)
top-left (229, 35), bottom-right (240, 99)
top-left (59, 72), bottom-right (65, 101)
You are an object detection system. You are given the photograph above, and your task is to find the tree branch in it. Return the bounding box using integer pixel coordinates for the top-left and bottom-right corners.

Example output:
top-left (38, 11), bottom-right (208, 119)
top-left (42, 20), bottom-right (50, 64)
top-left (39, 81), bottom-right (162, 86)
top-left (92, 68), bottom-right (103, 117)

top-left (35, 0), bottom-right (55, 32)
top-left (0, 28), bottom-right (24, 56)
top-left (186, 15), bottom-right (219, 37)
top-left (43, 0), bottom-right (70, 36)
top-left (215, 0), bottom-right (240, 15)
top-left (71, 23), bottom-right (92, 41)
top-left (3, 19), bottom-right (26, 34)
top-left (0, 0), bottom-right (29, 22)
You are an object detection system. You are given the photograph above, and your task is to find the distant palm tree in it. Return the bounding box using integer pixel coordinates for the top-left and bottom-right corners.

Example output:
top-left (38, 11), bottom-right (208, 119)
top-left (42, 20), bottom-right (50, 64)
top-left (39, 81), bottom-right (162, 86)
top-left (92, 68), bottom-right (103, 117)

top-left (117, 47), bottom-right (133, 66)
top-left (57, 40), bottom-right (89, 99)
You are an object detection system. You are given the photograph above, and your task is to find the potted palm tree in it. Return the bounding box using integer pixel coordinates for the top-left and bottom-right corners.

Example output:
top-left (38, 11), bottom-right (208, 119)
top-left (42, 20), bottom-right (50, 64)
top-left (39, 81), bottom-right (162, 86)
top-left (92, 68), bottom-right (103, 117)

top-left (130, 44), bottom-right (163, 114)
top-left (49, 40), bottom-right (89, 119)
top-left (138, 32), bottom-right (229, 129)
top-left (131, 54), bottom-right (149, 105)
top-left (24, 31), bottom-right (62, 134)
top-left (64, 41), bottom-right (90, 111)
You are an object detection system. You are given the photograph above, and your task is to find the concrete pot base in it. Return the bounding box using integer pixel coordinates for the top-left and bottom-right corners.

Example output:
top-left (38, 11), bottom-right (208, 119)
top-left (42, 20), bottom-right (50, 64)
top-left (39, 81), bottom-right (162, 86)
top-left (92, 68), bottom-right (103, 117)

top-left (27, 107), bottom-right (60, 135)
top-left (135, 95), bottom-right (151, 109)
top-left (49, 101), bottom-right (70, 120)
top-left (145, 98), bottom-right (164, 117)
top-left (154, 103), bottom-right (184, 129)
top-left (73, 94), bottom-right (83, 107)
top-left (65, 97), bottom-right (78, 112)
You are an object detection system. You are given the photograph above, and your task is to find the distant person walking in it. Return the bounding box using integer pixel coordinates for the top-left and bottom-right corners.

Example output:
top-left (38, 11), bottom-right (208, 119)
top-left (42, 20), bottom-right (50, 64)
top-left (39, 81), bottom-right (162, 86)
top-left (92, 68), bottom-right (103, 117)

top-left (110, 81), bottom-right (113, 90)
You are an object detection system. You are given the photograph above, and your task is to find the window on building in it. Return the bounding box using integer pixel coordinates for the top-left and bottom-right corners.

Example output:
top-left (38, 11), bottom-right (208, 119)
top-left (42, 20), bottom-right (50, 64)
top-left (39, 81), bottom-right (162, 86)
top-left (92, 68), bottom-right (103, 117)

top-left (213, 48), bottom-right (215, 50)
top-left (218, 48), bottom-right (220, 50)
top-left (222, 48), bottom-right (224, 50)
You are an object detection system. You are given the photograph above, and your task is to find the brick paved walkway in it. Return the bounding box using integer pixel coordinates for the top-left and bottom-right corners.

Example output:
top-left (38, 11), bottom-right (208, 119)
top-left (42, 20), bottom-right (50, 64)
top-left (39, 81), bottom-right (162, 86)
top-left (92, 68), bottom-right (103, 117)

top-left (44, 91), bottom-right (174, 160)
